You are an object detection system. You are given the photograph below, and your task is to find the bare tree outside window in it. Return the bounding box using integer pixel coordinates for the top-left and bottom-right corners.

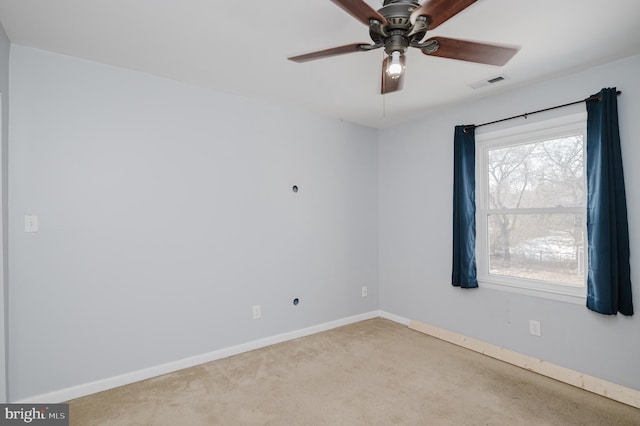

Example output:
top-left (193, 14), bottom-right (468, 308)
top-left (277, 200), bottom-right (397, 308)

top-left (486, 136), bottom-right (585, 286)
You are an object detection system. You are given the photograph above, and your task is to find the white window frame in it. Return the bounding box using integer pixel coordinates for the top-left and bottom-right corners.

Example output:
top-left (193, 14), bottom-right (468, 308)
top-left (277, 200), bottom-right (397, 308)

top-left (475, 112), bottom-right (588, 304)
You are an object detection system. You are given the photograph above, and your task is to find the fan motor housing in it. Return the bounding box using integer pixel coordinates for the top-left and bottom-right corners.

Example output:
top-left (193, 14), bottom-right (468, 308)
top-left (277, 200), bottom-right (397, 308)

top-left (380, 0), bottom-right (419, 30)
top-left (374, 0), bottom-right (421, 54)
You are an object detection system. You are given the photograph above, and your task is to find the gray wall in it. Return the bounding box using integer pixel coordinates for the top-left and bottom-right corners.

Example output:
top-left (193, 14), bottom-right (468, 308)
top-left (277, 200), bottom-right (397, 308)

top-left (8, 46), bottom-right (379, 401)
top-left (379, 54), bottom-right (640, 390)
top-left (7, 40), bottom-right (640, 401)
top-left (0, 21), bottom-right (10, 403)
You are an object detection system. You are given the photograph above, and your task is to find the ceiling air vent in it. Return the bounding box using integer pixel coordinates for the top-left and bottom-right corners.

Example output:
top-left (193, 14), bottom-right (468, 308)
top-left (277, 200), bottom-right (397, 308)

top-left (468, 74), bottom-right (509, 90)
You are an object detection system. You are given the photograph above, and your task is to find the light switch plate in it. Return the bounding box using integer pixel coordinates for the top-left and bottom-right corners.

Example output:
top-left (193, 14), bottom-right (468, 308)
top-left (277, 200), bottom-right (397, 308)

top-left (24, 215), bottom-right (39, 233)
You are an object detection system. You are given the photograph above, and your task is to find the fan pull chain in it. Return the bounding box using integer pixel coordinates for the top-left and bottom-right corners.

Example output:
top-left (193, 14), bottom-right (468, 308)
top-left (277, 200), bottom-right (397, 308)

top-left (382, 93), bottom-right (387, 119)
top-left (382, 49), bottom-right (387, 119)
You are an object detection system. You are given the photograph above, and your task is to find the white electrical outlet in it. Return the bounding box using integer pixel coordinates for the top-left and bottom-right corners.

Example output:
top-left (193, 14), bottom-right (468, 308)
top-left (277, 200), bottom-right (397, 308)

top-left (252, 305), bottom-right (261, 320)
top-left (361, 286), bottom-right (368, 297)
top-left (529, 320), bottom-right (541, 336)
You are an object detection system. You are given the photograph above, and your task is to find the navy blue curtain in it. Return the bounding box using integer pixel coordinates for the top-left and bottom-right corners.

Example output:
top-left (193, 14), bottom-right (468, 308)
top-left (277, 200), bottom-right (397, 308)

top-left (452, 125), bottom-right (478, 288)
top-left (586, 88), bottom-right (633, 315)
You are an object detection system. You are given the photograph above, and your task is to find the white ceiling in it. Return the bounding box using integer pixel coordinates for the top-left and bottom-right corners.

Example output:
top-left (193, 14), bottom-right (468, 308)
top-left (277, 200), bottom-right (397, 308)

top-left (1, 0), bottom-right (639, 128)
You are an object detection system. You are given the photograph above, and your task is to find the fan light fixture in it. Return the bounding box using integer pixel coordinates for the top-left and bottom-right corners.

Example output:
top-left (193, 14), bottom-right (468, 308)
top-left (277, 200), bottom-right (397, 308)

top-left (387, 51), bottom-right (403, 78)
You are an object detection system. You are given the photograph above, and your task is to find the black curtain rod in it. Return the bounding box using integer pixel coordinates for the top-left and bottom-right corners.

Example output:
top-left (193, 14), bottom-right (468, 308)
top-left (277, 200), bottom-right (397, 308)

top-left (463, 90), bottom-right (622, 133)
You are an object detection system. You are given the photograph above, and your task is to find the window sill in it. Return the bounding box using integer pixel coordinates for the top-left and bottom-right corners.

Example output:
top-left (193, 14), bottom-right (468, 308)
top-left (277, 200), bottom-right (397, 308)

top-left (479, 279), bottom-right (586, 305)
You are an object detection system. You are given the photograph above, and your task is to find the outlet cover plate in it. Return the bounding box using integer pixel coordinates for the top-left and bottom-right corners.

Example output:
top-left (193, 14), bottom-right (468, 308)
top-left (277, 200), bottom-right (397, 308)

top-left (529, 320), bottom-right (541, 336)
top-left (252, 305), bottom-right (261, 320)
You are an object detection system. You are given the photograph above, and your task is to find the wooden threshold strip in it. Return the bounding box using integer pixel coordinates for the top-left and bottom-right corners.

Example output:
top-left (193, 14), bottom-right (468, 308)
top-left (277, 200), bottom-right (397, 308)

top-left (408, 319), bottom-right (640, 409)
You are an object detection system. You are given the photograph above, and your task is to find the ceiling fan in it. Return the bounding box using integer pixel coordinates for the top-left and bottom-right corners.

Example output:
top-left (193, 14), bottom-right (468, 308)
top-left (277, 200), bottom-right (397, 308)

top-left (288, 0), bottom-right (519, 94)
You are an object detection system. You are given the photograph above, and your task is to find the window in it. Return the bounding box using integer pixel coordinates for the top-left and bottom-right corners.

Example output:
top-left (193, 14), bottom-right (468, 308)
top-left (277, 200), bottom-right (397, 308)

top-left (476, 113), bottom-right (587, 302)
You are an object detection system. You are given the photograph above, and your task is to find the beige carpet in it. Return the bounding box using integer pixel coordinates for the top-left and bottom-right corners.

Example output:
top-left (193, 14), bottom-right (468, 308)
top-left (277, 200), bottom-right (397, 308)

top-left (69, 318), bottom-right (640, 425)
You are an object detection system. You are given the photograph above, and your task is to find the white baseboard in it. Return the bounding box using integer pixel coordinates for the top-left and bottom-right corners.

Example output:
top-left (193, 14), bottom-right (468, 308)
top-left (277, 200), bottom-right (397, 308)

top-left (16, 310), bottom-right (380, 403)
top-left (408, 319), bottom-right (640, 409)
top-left (378, 310), bottom-right (411, 325)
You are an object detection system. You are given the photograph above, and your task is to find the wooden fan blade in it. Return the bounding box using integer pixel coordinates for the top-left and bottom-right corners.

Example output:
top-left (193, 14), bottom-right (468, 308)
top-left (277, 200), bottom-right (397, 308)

top-left (423, 37), bottom-right (519, 66)
top-left (331, 0), bottom-right (388, 26)
top-left (381, 56), bottom-right (406, 94)
top-left (288, 43), bottom-right (368, 63)
top-left (410, 0), bottom-right (476, 29)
